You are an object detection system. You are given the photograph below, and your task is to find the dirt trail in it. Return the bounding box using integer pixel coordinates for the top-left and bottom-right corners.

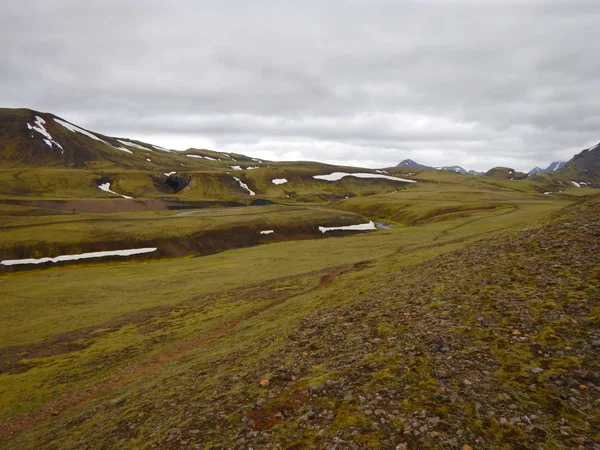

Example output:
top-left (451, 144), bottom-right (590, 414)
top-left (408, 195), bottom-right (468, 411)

top-left (0, 261), bottom-right (369, 441)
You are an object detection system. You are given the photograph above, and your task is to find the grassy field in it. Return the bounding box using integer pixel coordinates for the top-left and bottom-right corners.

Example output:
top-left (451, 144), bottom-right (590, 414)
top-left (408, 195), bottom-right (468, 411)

top-left (0, 191), bottom-right (571, 436)
top-left (1, 155), bottom-right (598, 449)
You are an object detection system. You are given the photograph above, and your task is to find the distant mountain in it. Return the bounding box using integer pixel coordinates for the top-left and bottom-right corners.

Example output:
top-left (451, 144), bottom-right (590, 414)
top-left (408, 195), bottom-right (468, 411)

top-left (562, 142), bottom-right (600, 182)
top-left (396, 159), bottom-right (431, 169)
top-left (439, 165), bottom-right (467, 174)
top-left (545, 161), bottom-right (566, 172)
top-left (527, 167), bottom-right (544, 175)
top-left (527, 161), bottom-right (566, 176)
top-left (396, 159), bottom-right (483, 175)
top-left (527, 142), bottom-right (598, 186)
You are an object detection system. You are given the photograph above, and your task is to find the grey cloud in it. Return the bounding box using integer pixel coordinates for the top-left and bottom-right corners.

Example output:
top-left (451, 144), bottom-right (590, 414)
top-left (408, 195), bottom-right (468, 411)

top-left (1, 0), bottom-right (599, 171)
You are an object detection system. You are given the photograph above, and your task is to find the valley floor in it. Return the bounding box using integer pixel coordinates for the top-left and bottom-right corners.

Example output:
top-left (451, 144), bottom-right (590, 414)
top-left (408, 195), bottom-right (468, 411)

top-left (0, 195), bottom-right (598, 449)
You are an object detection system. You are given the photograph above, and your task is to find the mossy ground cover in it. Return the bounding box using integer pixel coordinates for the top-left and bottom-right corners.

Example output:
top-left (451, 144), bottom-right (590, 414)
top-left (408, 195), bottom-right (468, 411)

top-left (0, 190), bottom-right (583, 448)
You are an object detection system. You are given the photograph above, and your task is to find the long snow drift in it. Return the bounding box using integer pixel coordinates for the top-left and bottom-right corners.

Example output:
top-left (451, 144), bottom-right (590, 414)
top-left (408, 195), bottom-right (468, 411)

top-left (55, 117), bottom-right (129, 154)
top-left (272, 178), bottom-right (288, 185)
top-left (55, 117), bottom-right (109, 143)
top-left (233, 177), bottom-right (255, 195)
top-left (186, 154), bottom-right (218, 161)
top-left (117, 139), bottom-right (153, 151)
top-left (1, 247), bottom-right (157, 266)
top-left (318, 221), bottom-right (377, 233)
top-left (27, 116), bottom-right (63, 153)
top-left (260, 230), bottom-right (274, 235)
top-left (314, 172), bottom-right (416, 183)
top-left (98, 182), bottom-right (132, 199)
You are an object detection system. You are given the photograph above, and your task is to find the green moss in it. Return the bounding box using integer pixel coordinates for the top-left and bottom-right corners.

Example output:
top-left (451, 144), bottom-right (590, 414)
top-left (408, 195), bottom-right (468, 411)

top-left (331, 403), bottom-right (369, 430)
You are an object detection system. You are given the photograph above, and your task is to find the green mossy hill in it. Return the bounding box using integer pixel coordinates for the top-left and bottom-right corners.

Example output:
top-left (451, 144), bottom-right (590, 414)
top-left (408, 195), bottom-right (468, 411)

top-left (484, 166), bottom-right (528, 180)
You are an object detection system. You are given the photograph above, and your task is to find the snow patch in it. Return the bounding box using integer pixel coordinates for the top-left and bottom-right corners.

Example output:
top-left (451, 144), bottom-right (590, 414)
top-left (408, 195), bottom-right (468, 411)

top-left (318, 221), bottom-right (377, 233)
top-left (272, 178), bottom-right (288, 185)
top-left (246, 166), bottom-right (260, 170)
top-left (186, 154), bottom-right (219, 161)
top-left (314, 172), bottom-right (416, 183)
top-left (230, 165), bottom-right (243, 171)
top-left (55, 118), bottom-right (130, 154)
top-left (260, 230), bottom-right (274, 235)
top-left (164, 171), bottom-right (176, 177)
top-left (98, 182), bottom-right (132, 199)
top-left (233, 177), bottom-right (255, 195)
top-left (570, 181), bottom-right (581, 188)
top-left (146, 158), bottom-right (151, 162)
top-left (27, 116), bottom-right (63, 153)
top-left (117, 139), bottom-right (153, 151)
top-left (55, 118), bottom-right (108, 143)
top-left (543, 192), bottom-right (552, 195)
top-left (1, 247), bottom-right (157, 266)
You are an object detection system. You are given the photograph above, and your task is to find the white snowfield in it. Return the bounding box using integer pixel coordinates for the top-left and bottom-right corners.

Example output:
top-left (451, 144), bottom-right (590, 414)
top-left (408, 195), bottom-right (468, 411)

top-left (1, 247), bottom-right (157, 266)
top-left (98, 182), bottom-right (132, 199)
top-left (233, 177), bottom-right (255, 195)
top-left (313, 172), bottom-right (416, 183)
top-left (230, 165), bottom-right (243, 171)
top-left (27, 116), bottom-right (63, 153)
top-left (117, 139), bottom-right (153, 151)
top-left (186, 154), bottom-right (219, 161)
top-left (570, 181), bottom-right (581, 188)
top-left (247, 166), bottom-right (260, 170)
top-left (260, 230), bottom-right (274, 235)
top-left (272, 178), bottom-right (288, 185)
top-left (318, 221), bottom-right (377, 233)
top-left (55, 117), bottom-right (109, 144)
top-left (55, 117), bottom-right (130, 154)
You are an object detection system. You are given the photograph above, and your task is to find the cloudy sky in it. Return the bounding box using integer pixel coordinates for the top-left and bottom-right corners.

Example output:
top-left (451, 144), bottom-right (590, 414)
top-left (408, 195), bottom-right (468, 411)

top-left (1, 0), bottom-right (598, 171)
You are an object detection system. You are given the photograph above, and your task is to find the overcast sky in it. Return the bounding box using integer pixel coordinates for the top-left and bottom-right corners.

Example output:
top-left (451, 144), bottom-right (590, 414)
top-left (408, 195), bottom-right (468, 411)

top-left (1, 0), bottom-right (598, 171)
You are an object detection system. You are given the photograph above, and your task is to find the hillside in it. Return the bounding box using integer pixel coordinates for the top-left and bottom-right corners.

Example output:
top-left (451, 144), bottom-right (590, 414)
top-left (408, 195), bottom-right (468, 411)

top-left (1, 194), bottom-right (598, 449)
top-left (528, 144), bottom-right (600, 188)
top-left (484, 167), bottom-right (528, 180)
